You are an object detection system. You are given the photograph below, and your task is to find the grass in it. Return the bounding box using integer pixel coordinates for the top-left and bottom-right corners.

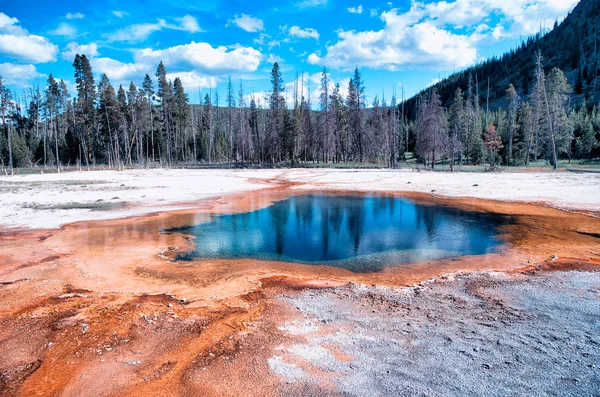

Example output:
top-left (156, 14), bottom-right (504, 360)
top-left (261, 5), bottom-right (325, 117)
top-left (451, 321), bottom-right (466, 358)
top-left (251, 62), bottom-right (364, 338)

top-left (3, 157), bottom-right (599, 174)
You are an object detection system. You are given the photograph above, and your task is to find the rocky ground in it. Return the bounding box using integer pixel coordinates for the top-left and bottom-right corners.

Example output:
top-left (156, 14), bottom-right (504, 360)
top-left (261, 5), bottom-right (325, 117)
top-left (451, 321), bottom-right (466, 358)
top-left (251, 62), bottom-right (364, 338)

top-left (270, 270), bottom-right (600, 396)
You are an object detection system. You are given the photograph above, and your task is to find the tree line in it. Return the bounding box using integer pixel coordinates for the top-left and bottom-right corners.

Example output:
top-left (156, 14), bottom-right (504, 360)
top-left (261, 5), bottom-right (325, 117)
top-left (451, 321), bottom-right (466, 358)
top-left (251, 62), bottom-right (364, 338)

top-left (0, 51), bottom-right (598, 174)
top-left (415, 51), bottom-right (599, 170)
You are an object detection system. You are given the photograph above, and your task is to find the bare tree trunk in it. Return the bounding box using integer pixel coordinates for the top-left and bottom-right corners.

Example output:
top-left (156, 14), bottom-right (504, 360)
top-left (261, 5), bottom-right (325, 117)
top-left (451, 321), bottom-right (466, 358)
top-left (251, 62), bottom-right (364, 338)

top-left (594, 27), bottom-right (598, 93)
top-left (192, 100), bottom-right (197, 164)
top-left (542, 80), bottom-right (558, 170)
top-left (2, 111), bottom-right (13, 175)
top-left (43, 122), bottom-right (47, 168)
top-left (54, 115), bottom-right (60, 173)
top-left (150, 102), bottom-right (155, 164)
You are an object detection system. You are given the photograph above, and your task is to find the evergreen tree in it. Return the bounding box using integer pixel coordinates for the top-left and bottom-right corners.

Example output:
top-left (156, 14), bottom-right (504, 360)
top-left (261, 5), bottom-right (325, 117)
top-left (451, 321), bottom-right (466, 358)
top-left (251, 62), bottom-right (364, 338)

top-left (172, 77), bottom-right (189, 162)
top-left (156, 61), bottom-right (173, 165)
top-left (448, 88), bottom-right (464, 170)
top-left (545, 66), bottom-right (573, 166)
top-left (45, 74), bottom-right (61, 170)
top-left (269, 62), bottom-right (285, 162)
top-left (73, 54), bottom-right (96, 167)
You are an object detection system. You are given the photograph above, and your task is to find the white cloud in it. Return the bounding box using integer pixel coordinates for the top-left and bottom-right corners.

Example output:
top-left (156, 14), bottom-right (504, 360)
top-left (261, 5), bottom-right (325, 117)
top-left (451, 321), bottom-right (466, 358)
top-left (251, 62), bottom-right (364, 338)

top-left (422, 0), bottom-right (488, 27)
top-left (91, 57), bottom-right (143, 81)
top-left (167, 71), bottom-right (217, 90)
top-left (62, 42), bottom-right (99, 61)
top-left (253, 33), bottom-right (269, 45)
top-left (134, 42), bottom-right (263, 75)
top-left (0, 35), bottom-right (58, 63)
top-left (177, 15), bottom-right (201, 33)
top-left (0, 13), bottom-right (24, 35)
top-left (244, 91), bottom-right (270, 108)
top-left (91, 57), bottom-right (220, 90)
top-left (308, 0), bottom-right (578, 70)
top-left (91, 41), bottom-right (263, 84)
top-left (0, 12), bottom-right (58, 63)
top-left (106, 16), bottom-right (201, 42)
top-left (308, 0), bottom-right (578, 71)
top-left (289, 26), bottom-right (320, 40)
top-left (112, 10), bottom-right (129, 18)
top-left (348, 5), bottom-right (363, 14)
top-left (106, 20), bottom-right (167, 42)
top-left (267, 54), bottom-right (283, 63)
top-left (50, 23), bottom-right (77, 38)
top-left (409, 0), bottom-right (579, 38)
top-left (309, 9), bottom-right (477, 71)
top-left (427, 77), bottom-right (442, 88)
top-left (296, 0), bottom-right (328, 8)
top-left (369, 8), bottom-right (379, 17)
top-left (230, 14), bottom-right (264, 33)
top-left (66, 12), bottom-right (85, 20)
top-left (491, 0), bottom-right (579, 37)
top-left (0, 62), bottom-right (44, 85)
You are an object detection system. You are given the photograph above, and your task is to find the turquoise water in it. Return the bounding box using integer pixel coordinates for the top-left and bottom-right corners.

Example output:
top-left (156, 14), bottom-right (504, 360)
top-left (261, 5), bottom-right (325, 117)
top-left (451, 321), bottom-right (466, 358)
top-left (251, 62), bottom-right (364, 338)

top-left (172, 195), bottom-right (509, 272)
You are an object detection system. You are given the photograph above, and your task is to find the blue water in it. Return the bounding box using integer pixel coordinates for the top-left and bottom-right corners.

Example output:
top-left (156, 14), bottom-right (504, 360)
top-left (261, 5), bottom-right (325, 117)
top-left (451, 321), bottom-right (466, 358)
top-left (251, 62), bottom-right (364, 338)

top-left (172, 195), bottom-right (509, 272)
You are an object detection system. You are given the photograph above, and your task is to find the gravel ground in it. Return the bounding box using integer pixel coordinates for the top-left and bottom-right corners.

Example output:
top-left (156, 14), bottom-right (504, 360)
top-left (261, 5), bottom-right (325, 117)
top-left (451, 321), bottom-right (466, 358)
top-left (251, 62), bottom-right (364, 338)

top-left (272, 271), bottom-right (600, 397)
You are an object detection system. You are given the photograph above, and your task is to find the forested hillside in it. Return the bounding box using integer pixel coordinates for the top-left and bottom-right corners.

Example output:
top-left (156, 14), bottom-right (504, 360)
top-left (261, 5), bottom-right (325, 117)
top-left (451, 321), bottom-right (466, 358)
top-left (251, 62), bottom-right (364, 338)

top-left (402, 0), bottom-right (600, 168)
top-left (405, 0), bottom-right (600, 114)
top-left (0, 0), bottom-right (599, 173)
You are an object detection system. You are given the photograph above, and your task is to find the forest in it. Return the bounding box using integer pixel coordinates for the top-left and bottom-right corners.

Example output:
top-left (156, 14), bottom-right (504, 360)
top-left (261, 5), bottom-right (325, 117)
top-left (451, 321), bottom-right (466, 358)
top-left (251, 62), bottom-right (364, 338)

top-left (0, 48), bottom-right (599, 174)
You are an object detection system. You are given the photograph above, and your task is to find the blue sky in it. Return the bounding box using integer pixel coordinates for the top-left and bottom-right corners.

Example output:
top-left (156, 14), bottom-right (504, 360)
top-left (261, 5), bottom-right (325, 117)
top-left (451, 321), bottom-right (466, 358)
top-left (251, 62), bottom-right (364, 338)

top-left (0, 0), bottom-right (580, 107)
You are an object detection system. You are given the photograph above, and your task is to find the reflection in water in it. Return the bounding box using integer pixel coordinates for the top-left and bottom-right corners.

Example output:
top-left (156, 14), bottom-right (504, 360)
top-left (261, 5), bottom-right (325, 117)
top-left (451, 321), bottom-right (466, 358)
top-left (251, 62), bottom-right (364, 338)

top-left (173, 195), bottom-right (509, 272)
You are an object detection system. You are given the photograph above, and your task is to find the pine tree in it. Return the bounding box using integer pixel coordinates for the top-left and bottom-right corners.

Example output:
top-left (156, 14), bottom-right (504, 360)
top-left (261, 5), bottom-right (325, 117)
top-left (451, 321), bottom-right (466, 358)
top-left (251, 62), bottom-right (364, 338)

top-left (45, 74), bottom-right (61, 170)
top-left (516, 102), bottom-right (534, 165)
top-left (575, 114), bottom-right (598, 158)
top-left (249, 96), bottom-right (261, 163)
top-left (156, 62), bottom-right (173, 165)
top-left (269, 62), bottom-right (285, 162)
top-left (142, 74), bottom-right (155, 164)
top-left (448, 88), bottom-right (464, 171)
top-left (98, 74), bottom-right (122, 167)
top-left (173, 77), bottom-right (189, 162)
top-left (544, 65), bottom-right (573, 167)
top-left (348, 67), bottom-right (365, 162)
top-left (73, 54), bottom-right (95, 167)
top-left (127, 82), bottom-right (141, 164)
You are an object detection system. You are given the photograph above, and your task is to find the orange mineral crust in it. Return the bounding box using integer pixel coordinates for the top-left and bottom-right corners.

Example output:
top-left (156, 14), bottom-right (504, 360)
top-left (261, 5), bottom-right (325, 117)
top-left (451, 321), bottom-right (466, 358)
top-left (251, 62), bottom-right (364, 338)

top-left (0, 190), bottom-right (598, 396)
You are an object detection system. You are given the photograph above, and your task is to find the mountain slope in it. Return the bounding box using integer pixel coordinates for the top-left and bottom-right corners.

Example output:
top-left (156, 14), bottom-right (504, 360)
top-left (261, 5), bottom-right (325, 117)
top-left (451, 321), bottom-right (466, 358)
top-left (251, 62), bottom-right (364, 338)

top-left (403, 0), bottom-right (600, 118)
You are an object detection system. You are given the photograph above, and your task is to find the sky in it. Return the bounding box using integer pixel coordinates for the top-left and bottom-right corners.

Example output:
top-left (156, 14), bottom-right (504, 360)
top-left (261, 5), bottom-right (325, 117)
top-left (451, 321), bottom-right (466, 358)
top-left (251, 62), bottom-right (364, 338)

top-left (0, 0), bottom-right (581, 108)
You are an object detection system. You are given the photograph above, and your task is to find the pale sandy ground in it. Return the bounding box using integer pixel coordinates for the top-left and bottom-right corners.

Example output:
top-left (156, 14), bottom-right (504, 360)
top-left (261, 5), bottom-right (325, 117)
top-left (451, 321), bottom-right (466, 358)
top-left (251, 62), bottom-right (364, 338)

top-left (0, 168), bottom-right (599, 229)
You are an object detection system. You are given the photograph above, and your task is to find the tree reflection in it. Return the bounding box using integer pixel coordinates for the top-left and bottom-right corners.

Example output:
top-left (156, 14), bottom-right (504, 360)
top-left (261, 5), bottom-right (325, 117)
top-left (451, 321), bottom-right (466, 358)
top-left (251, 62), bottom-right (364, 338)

top-left (174, 194), bottom-right (508, 270)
